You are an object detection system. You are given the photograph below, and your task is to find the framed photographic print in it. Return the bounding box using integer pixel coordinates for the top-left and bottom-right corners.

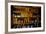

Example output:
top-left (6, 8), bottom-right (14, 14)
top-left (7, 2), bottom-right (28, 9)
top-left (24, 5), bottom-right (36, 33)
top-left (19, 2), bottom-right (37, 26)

top-left (8, 2), bottom-right (44, 32)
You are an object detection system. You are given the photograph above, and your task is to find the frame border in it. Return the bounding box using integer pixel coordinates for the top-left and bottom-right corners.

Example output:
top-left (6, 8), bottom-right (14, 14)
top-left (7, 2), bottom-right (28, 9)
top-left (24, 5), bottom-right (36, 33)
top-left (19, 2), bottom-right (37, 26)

top-left (5, 1), bottom-right (45, 33)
